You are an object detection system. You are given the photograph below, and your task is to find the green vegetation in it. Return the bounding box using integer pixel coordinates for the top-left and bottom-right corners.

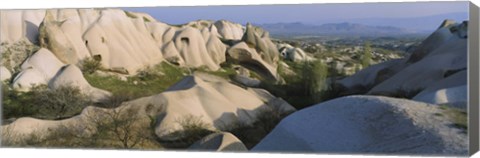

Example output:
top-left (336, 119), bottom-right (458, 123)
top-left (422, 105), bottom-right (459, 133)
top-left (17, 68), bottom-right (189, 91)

top-left (438, 105), bottom-right (468, 131)
top-left (124, 11), bottom-right (138, 19)
top-left (221, 107), bottom-right (294, 149)
top-left (143, 17), bottom-right (151, 22)
top-left (361, 41), bottom-right (372, 68)
top-left (260, 60), bottom-right (338, 109)
top-left (84, 62), bottom-right (187, 99)
top-left (192, 63), bottom-right (237, 80)
top-left (2, 84), bottom-right (91, 120)
top-left (3, 106), bottom-right (162, 149)
top-left (161, 115), bottom-right (215, 148)
top-left (0, 41), bottom-right (40, 74)
top-left (80, 57), bottom-right (103, 74)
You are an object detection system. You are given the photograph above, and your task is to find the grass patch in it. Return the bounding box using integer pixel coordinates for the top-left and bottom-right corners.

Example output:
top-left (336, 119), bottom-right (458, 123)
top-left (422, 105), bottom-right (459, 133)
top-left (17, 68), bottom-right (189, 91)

top-left (85, 62), bottom-right (187, 99)
top-left (438, 105), bottom-right (467, 131)
top-left (192, 64), bottom-right (237, 80)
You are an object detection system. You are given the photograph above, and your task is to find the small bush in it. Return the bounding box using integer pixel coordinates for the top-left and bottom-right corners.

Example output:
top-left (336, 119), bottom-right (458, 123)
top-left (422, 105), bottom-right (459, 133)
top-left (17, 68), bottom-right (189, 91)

top-left (142, 17), bottom-right (151, 22)
top-left (2, 84), bottom-right (91, 120)
top-left (33, 85), bottom-right (91, 120)
top-left (220, 107), bottom-right (293, 149)
top-left (1, 41), bottom-right (40, 73)
top-left (124, 11), bottom-right (138, 19)
top-left (160, 115), bottom-right (214, 148)
top-left (80, 57), bottom-right (102, 74)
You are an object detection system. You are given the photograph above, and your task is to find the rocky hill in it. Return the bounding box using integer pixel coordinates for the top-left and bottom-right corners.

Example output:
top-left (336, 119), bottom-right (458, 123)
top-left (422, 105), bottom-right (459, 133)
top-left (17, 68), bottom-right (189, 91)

top-left (0, 8), bottom-right (469, 155)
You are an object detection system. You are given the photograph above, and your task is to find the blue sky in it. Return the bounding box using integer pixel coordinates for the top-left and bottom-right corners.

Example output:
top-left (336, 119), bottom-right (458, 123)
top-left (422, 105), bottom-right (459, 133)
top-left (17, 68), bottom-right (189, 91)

top-left (123, 1), bottom-right (468, 25)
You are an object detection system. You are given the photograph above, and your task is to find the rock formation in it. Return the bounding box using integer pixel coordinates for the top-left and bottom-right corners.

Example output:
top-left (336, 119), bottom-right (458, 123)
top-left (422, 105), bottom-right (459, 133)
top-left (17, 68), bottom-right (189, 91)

top-left (189, 132), bottom-right (248, 151)
top-left (253, 95), bottom-right (467, 155)
top-left (2, 73), bottom-right (295, 144)
top-left (338, 20), bottom-right (468, 106)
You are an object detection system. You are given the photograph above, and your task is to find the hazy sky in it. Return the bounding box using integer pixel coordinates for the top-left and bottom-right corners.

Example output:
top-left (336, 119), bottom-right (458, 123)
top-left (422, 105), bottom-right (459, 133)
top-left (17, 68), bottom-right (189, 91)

top-left (123, 1), bottom-right (468, 25)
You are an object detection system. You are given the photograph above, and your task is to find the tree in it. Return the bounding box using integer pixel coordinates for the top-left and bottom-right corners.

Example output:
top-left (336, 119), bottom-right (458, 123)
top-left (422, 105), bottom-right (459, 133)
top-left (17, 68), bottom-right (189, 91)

top-left (300, 60), bottom-right (329, 103)
top-left (361, 41), bottom-right (372, 68)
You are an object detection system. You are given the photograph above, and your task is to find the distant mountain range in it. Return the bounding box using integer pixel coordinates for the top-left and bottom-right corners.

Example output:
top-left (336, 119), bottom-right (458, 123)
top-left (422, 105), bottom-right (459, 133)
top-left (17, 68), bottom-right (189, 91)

top-left (258, 22), bottom-right (420, 37)
top-left (328, 12), bottom-right (468, 32)
top-left (258, 12), bottom-right (468, 37)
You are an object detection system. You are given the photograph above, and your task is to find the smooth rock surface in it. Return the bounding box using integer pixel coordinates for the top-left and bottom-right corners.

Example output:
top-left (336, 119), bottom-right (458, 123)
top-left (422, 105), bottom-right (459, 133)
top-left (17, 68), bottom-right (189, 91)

top-left (252, 95), bottom-right (467, 155)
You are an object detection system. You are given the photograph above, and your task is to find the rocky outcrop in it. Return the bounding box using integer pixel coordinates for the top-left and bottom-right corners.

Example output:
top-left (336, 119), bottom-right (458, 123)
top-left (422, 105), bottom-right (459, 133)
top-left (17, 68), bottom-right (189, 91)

top-left (11, 48), bottom-right (111, 101)
top-left (173, 27), bottom-right (220, 70)
top-left (2, 73), bottom-right (295, 144)
top-left (338, 20), bottom-right (467, 103)
top-left (277, 43), bottom-right (315, 62)
top-left (214, 20), bottom-right (244, 40)
top-left (49, 65), bottom-right (111, 102)
top-left (413, 85), bottom-right (467, 109)
top-left (12, 48), bottom-right (64, 91)
top-left (252, 95), bottom-right (467, 155)
top-left (189, 132), bottom-right (248, 151)
top-left (228, 42), bottom-right (279, 81)
top-left (1, 66), bottom-right (12, 81)
top-left (0, 10), bottom-right (46, 43)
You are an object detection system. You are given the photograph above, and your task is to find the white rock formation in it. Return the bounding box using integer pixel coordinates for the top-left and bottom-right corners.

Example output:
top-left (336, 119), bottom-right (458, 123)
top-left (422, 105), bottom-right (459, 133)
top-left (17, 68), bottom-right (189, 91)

top-left (278, 43), bottom-right (314, 62)
top-left (252, 95), bottom-right (467, 155)
top-left (214, 20), bottom-right (244, 40)
top-left (173, 27), bottom-right (220, 70)
top-left (189, 132), bottom-right (248, 151)
top-left (49, 65), bottom-right (111, 102)
top-left (338, 20), bottom-right (467, 99)
top-left (0, 10), bottom-right (46, 43)
top-left (228, 42), bottom-right (279, 81)
top-left (2, 73), bottom-right (295, 144)
top-left (413, 85), bottom-right (467, 109)
top-left (12, 48), bottom-right (64, 91)
top-left (1, 66), bottom-right (12, 81)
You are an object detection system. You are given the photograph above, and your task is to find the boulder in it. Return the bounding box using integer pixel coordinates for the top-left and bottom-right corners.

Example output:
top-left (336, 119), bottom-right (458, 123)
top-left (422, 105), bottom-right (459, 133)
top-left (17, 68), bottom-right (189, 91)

top-left (278, 44), bottom-right (314, 62)
top-left (173, 27), bottom-right (220, 71)
top-left (12, 68), bottom-right (48, 91)
top-left (38, 10), bottom-right (92, 65)
top-left (82, 9), bottom-right (164, 74)
top-left (252, 95), bottom-right (467, 155)
top-left (151, 73), bottom-right (294, 140)
top-left (49, 65), bottom-right (111, 102)
top-left (214, 20), bottom-right (244, 40)
top-left (228, 42), bottom-right (279, 81)
top-left (1, 66), bottom-right (12, 81)
top-left (2, 73), bottom-right (295, 145)
top-left (413, 85), bottom-right (467, 109)
top-left (20, 48), bottom-right (64, 80)
top-left (189, 132), bottom-right (248, 151)
top-left (232, 75), bottom-right (261, 87)
top-left (0, 10), bottom-right (45, 43)
top-left (368, 37), bottom-right (466, 97)
top-left (337, 59), bottom-right (405, 95)
top-left (12, 48), bottom-right (64, 91)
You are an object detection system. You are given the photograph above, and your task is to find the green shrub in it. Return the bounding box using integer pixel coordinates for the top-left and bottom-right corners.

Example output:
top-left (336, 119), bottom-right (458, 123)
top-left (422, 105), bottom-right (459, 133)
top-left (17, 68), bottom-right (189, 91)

top-left (80, 57), bottom-right (103, 74)
top-left (124, 11), bottom-right (138, 19)
top-left (160, 115), bottom-right (214, 148)
top-left (142, 17), bottom-right (151, 22)
top-left (32, 85), bottom-right (91, 120)
top-left (2, 84), bottom-right (91, 120)
top-left (1, 41), bottom-right (40, 74)
top-left (220, 107), bottom-right (293, 149)
top-left (361, 41), bottom-right (372, 68)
